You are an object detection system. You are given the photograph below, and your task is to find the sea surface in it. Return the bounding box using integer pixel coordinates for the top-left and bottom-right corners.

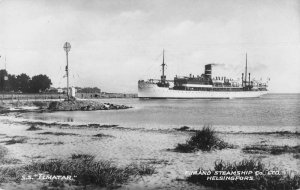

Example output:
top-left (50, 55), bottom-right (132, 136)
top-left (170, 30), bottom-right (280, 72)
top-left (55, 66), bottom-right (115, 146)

top-left (22, 93), bottom-right (300, 132)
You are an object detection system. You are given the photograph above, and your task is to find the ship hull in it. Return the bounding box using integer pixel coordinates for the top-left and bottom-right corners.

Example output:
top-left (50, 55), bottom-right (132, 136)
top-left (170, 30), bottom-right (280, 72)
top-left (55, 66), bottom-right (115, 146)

top-left (138, 81), bottom-right (268, 99)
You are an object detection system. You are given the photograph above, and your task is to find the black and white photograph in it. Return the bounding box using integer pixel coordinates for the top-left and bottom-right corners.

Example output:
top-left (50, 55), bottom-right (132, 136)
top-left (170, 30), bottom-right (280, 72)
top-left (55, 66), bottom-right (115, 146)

top-left (0, 0), bottom-right (299, 189)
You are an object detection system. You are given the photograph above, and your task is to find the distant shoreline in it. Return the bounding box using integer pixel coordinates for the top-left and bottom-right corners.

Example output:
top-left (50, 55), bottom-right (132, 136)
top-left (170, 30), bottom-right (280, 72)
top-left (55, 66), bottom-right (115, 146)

top-left (0, 93), bottom-right (138, 101)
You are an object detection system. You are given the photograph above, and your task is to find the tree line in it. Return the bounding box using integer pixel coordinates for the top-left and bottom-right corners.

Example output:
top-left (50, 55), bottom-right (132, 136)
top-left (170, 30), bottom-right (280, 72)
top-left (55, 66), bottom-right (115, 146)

top-left (0, 70), bottom-right (52, 93)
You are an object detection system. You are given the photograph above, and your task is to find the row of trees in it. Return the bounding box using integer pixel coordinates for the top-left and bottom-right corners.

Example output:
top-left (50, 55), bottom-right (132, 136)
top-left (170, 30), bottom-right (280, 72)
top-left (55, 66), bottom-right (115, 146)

top-left (0, 70), bottom-right (52, 93)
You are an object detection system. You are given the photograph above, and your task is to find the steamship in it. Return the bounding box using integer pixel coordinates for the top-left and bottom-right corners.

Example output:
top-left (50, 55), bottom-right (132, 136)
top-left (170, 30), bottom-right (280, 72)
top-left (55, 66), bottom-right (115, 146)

top-left (138, 51), bottom-right (268, 99)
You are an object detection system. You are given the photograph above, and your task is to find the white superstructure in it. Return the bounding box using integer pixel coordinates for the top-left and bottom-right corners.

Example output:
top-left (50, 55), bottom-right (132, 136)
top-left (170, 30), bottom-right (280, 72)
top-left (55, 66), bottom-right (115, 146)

top-left (138, 80), bottom-right (268, 99)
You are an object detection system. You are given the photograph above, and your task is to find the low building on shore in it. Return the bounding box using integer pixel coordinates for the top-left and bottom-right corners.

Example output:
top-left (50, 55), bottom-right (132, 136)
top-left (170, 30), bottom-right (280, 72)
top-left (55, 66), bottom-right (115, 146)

top-left (46, 87), bottom-right (58, 93)
top-left (57, 88), bottom-right (63, 93)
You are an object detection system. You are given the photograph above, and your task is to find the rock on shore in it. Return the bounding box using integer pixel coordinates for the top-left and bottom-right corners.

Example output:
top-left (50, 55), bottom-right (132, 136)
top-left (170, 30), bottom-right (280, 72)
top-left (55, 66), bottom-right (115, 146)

top-left (48, 100), bottom-right (131, 111)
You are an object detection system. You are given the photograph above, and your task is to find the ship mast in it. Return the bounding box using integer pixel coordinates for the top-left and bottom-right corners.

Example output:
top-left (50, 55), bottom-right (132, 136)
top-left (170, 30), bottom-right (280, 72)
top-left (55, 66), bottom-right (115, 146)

top-left (245, 53), bottom-right (247, 86)
top-left (161, 50), bottom-right (166, 84)
top-left (4, 56), bottom-right (6, 71)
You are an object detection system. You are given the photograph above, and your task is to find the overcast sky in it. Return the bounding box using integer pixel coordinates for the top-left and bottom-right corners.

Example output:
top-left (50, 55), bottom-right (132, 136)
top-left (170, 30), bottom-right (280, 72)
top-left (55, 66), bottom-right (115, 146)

top-left (0, 0), bottom-right (299, 93)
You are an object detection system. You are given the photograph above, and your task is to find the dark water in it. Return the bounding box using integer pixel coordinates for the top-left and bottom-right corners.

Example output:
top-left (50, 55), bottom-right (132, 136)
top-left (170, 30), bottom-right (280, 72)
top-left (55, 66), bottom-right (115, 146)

top-left (22, 94), bottom-right (300, 130)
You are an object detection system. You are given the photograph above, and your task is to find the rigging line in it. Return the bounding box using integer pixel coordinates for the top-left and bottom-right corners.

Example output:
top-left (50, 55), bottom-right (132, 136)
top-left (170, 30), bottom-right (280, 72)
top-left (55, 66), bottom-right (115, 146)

top-left (141, 63), bottom-right (158, 79)
top-left (141, 51), bottom-right (166, 79)
top-left (154, 51), bottom-right (164, 62)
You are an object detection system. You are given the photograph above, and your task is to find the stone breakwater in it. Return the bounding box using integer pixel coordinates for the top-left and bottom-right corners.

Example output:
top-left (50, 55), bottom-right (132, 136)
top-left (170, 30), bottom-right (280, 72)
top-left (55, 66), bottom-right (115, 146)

top-left (48, 100), bottom-right (132, 111)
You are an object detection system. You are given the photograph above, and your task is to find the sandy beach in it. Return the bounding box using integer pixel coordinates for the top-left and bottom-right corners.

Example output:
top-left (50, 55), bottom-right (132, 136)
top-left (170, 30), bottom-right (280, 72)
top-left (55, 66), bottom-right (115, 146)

top-left (0, 106), bottom-right (299, 189)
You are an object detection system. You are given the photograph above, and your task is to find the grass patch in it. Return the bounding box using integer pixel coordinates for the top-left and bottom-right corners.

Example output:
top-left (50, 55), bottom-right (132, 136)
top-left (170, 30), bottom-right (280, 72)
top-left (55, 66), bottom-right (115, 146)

top-left (0, 145), bottom-right (20, 165)
top-left (248, 131), bottom-right (300, 136)
top-left (21, 121), bottom-right (71, 128)
top-left (18, 121), bottom-right (121, 130)
top-left (243, 145), bottom-right (300, 155)
top-left (24, 155), bottom-right (45, 159)
top-left (144, 159), bottom-right (170, 165)
top-left (293, 154), bottom-right (300, 159)
top-left (0, 154), bottom-right (156, 187)
top-left (93, 133), bottom-right (113, 138)
top-left (71, 153), bottom-right (95, 160)
top-left (0, 166), bottom-right (27, 183)
top-left (0, 158), bottom-right (20, 165)
top-left (174, 126), bottom-right (234, 153)
top-left (127, 163), bottom-right (156, 176)
top-left (38, 142), bottom-right (64, 145)
top-left (0, 145), bottom-right (8, 159)
top-left (37, 132), bottom-right (79, 136)
top-left (186, 159), bottom-right (300, 190)
top-left (272, 131), bottom-right (300, 136)
top-left (26, 125), bottom-right (42, 131)
top-left (174, 126), bottom-right (197, 132)
top-left (3, 137), bottom-right (28, 145)
top-left (175, 126), bottom-right (190, 131)
top-left (88, 124), bottom-right (119, 128)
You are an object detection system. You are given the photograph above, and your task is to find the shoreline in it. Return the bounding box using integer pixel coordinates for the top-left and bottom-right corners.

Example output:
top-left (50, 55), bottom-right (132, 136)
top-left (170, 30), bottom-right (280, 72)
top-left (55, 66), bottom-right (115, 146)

top-left (0, 99), bottom-right (132, 114)
top-left (0, 93), bottom-right (138, 101)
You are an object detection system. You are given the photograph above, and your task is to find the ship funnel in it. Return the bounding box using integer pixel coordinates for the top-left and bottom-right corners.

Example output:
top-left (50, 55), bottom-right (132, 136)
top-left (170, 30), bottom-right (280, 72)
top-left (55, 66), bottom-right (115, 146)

top-left (205, 64), bottom-right (212, 78)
